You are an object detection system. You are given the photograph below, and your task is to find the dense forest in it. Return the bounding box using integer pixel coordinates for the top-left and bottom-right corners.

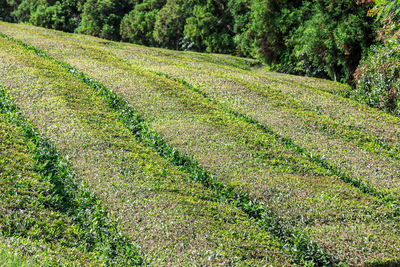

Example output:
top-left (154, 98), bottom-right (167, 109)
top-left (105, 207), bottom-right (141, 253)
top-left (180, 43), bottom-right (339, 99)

top-left (0, 0), bottom-right (399, 113)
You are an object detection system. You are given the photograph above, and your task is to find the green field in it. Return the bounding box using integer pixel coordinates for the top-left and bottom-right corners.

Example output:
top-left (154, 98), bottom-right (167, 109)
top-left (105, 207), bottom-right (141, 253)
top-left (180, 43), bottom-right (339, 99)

top-left (0, 22), bottom-right (399, 266)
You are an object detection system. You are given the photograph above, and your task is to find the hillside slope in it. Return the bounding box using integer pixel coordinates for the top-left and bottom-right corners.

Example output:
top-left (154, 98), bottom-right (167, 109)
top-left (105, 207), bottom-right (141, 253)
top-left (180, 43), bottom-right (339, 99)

top-left (0, 22), bottom-right (399, 265)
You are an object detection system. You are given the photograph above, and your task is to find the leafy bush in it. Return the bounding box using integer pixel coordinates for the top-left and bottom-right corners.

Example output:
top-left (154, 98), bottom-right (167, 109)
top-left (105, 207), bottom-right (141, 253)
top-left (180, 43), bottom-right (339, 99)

top-left (29, 1), bottom-right (82, 32)
top-left (227, 0), bottom-right (251, 56)
top-left (1, 0), bottom-right (83, 32)
top-left (352, 34), bottom-right (400, 114)
top-left (233, 0), bottom-right (303, 62)
top-left (351, 0), bottom-right (400, 115)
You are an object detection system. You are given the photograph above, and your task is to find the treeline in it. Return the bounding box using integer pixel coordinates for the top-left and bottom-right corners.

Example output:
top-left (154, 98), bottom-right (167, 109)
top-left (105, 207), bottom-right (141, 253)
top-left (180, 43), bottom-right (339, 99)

top-left (0, 0), bottom-right (377, 83)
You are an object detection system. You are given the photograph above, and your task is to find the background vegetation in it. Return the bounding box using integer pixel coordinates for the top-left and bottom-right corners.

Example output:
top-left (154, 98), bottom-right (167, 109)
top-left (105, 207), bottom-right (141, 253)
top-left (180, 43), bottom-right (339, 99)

top-left (0, 0), bottom-right (399, 112)
top-left (352, 0), bottom-right (400, 115)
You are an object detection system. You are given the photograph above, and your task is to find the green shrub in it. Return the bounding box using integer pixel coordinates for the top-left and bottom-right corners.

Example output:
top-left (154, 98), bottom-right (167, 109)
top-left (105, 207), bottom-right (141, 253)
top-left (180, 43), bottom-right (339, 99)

top-left (29, 1), bottom-right (81, 32)
top-left (288, 0), bottom-right (376, 83)
top-left (352, 34), bottom-right (400, 114)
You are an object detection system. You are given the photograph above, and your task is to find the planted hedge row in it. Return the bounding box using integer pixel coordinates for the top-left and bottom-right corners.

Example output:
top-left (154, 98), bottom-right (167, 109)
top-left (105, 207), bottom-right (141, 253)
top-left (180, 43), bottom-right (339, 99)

top-left (152, 71), bottom-right (400, 212)
top-left (0, 85), bottom-right (143, 265)
top-left (110, 39), bottom-right (400, 201)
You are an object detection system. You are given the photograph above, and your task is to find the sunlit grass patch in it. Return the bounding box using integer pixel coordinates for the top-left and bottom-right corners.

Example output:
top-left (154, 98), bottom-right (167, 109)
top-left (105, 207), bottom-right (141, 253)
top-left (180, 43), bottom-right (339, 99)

top-left (0, 240), bottom-right (34, 267)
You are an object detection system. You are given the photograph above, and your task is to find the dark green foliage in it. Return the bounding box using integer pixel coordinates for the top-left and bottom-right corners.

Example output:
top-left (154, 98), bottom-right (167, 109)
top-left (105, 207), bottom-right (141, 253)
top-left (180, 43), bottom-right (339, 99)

top-left (3, 0), bottom-right (84, 32)
top-left (235, 0), bottom-right (303, 62)
top-left (184, 0), bottom-right (235, 53)
top-left (352, 33), bottom-right (400, 115)
top-left (231, 0), bottom-right (376, 84)
top-left (351, 0), bottom-right (400, 115)
top-left (0, 0), bottom-right (383, 86)
top-left (77, 0), bottom-right (129, 40)
top-left (227, 0), bottom-right (251, 56)
top-left (290, 0), bottom-right (376, 83)
top-left (0, 0), bottom-right (13, 21)
top-left (120, 0), bottom-right (166, 45)
top-left (153, 0), bottom-right (194, 50)
top-left (8, 0), bottom-right (43, 22)
top-left (30, 0), bottom-right (83, 32)
top-left (233, 0), bottom-right (375, 83)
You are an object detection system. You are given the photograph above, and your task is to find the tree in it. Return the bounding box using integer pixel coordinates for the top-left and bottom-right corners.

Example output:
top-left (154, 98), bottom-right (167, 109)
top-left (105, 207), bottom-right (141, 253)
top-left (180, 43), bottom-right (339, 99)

top-left (291, 0), bottom-right (376, 83)
top-left (184, 0), bottom-right (235, 53)
top-left (352, 0), bottom-right (400, 114)
top-left (30, 0), bottom-right (83, 32)
top-left (7, 0), bottom-right (44, 22)
top-left (234, 0), bottom-right (304, 62)
top-left (0, 0), bottom-right (13, 21)
top-left (120, 0), bottom-right (166, 46)
top-left (227, 0), bottom-right (252, 56)
top-left (153, 0), bottom-right (195, 50)
top-left (77, 0), bottom-right (130, 40)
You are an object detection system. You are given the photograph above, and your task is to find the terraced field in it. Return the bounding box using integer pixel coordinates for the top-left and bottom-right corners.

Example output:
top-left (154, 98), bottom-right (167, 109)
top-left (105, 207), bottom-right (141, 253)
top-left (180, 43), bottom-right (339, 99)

top-left (0, 21), bottom-right (399, 266)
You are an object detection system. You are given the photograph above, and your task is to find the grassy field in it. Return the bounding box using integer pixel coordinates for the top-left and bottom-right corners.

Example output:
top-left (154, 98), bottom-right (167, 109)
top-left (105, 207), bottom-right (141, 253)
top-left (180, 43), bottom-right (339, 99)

top-left (0, 22), bottom-right (400, 265)
top-left (0, 85), bottom-right (143, 265)
top-left (0, 28), bottom-right (293, 265)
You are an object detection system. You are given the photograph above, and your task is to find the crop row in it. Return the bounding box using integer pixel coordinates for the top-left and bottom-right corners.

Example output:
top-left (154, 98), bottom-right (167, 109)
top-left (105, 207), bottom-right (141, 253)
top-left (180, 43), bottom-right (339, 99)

top-left (96, 35), bottom-right (399, 149)
top-left (2, 23), bottom-right (399, 264)
top-left (0, 34), bottom-right (296, 265)
top-left (0, 85), bottom-right (143, 265)
top-left (104, 37), bottom-right (400, 200)
top-left (150, 68), bottom-right (400, 203)
top-left (32, 22), bottom-right (394, 195)
top-left (150, 49), bottom-right (400, 153)
top-left (153, 71), bottom-right (400, 208)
